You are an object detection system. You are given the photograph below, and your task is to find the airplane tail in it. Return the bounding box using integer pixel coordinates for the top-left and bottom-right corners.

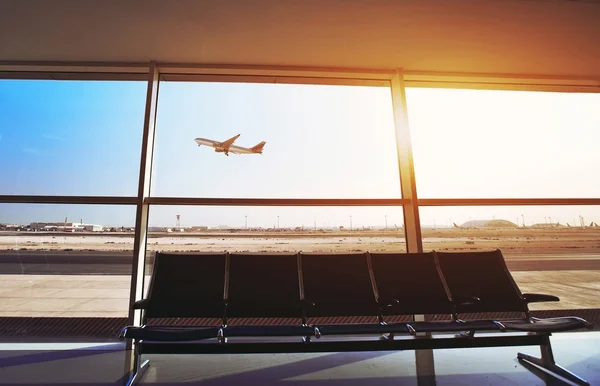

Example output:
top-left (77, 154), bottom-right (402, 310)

top-left (251, 141), bottom-right (266, 153)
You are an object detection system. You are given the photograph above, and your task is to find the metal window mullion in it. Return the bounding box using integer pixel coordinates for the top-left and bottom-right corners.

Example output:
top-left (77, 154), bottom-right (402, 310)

top-left (156, 63), bottom-right (396, 80)
top-left (128, 62), bottom-right (159, 329)
top-left (144, 197), bottom-right (406, 206)
top-left (391, 70), bottom-right (422, 254)
top-left (418, 198), bottom-right (600, 206)
top-left (391, 69), bottom-right (434, 386)
top-left (2, 61), bottom-right (599, 93)
top-left (0, 195), bottom-right (138, 205)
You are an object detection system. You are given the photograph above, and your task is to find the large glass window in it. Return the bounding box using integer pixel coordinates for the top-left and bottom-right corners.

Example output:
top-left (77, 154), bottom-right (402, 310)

top-left (419, 205), bottom-right (600, 311)
top-left (146, 205), bottom-right (405, 251)
top-left (0, 204), bottom-right (135, 319)
top-left (151, 82), bottom-right (400, 198)
top-left (143, 205), bottom-right (405, 294)
top-left (406, 88), bottom-right (600, 198)
top-left (0, 80), bottom-right (146, 196)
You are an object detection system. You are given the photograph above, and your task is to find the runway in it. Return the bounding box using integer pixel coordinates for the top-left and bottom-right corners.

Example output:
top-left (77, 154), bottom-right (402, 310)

top-left (1, 250), bottom-right (600, 275)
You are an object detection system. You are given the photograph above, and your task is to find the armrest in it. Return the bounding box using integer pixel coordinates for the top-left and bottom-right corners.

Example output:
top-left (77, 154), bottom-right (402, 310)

top-left (451, 296), bottom-right (481, 307)
top-left (300, 299), bottom-right (315, 323)
top-left (132, 299), bottom-right (150, 309)
top-left (301, 299), bottom-right (315, 310)
top-left (378, 298), bottom-right (400, 311)
top-left (523, 293), bottom-right (559, 303)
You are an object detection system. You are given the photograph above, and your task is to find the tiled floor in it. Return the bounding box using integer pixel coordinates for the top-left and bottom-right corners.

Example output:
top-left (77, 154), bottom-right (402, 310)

top-left (0, 332), bottom-right (598, 385)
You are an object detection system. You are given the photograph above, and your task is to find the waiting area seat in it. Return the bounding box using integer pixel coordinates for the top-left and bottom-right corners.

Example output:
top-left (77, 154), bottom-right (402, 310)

top-left (121, 252), bottom-right (227, 344)
top-left (436, 250), bottom-right (591, 332)
top-left (120, 249), bottom-right (593, 386)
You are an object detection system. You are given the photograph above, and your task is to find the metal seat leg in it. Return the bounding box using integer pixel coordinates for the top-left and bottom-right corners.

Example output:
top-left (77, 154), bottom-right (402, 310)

top-left (125, 342), bottom-right (150, 386)
top-left (517, 335), bottom-right (590, 386)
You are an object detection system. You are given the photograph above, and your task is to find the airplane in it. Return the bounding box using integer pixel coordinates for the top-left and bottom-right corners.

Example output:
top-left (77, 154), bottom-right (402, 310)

top-left (194, 134), bottom-right (266, 156)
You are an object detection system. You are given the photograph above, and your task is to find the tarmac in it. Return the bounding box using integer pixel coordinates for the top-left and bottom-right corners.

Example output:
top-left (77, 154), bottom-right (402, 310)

top-left (0, 230), bottom-right (599, 317)
top-left (0, 250), bottom-right (598, 317)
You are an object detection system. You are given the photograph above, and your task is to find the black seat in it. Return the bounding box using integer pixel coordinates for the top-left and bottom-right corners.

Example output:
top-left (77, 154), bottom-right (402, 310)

top-left (301, 252), bottom-right (409, 336)
top-left (435, 249), bottom-right (592, 333)
top-left (301, 252), bottom-right (378, 317)
top-left (120, 252), bottom-right (227, 341)
top-left (436, 249), bottom-right (526, 313)
top-left (371, 252), bottom-right (453, 316)
top-left (371, 252), bottom-right (500, 334)
top-left (223, 253), bottom-right (312, 338)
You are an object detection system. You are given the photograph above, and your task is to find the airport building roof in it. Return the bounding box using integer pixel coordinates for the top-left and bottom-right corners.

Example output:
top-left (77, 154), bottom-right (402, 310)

top-left (460, 219), bottom-right (519, 228)
top-left (2, 0), bottom-right (599, 78)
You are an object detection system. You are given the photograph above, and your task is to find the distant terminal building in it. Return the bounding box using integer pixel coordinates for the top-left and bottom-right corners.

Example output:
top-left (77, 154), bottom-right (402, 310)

top-left (79, 224), bottom-right (104, 232)
top-left (189, 226), bottom-right (209, 232)
top-left (459, 219), bottom-right (518, 229)
top-left (0, 224), bottom-right (24, 231)
top-left (148, 227), bottom-right (186, 233)
top-left (29, 222), bottom-right (104, 232)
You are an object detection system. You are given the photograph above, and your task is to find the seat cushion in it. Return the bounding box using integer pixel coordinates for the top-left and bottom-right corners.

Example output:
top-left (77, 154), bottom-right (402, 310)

top-left (121, 326), bottom-right (220, 341)
top-left (316, 323), bottom-right (410, 336)
top-left (502, 317), bottom-right (592, 332)
top-left (223, 325), bottom-right (314, 337)
top-left (409, 320), bottom-right (502, 333)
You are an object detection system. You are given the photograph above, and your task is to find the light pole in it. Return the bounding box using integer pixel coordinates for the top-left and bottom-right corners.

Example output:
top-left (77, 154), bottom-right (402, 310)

top-left (350, 215), bottom-right (353, 231)
top-left (245, 215), bottom-right (247, 229)
top-left (277, 215), bottom-right (279, 229)
top-left (385, 215), bottom-right (388, 230)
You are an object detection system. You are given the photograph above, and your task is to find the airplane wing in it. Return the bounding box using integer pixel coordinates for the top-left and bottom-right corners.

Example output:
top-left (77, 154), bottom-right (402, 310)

top-left (221, 134), bottom-right (241, 149)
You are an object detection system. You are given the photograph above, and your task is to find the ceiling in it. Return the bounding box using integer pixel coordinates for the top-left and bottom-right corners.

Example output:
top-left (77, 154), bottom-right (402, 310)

top-left (1, 0), bottom-right (600, 78)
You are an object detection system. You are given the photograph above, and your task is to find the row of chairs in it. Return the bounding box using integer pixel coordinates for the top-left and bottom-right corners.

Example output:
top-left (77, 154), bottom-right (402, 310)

top-left (120, 249), bottom-right (593, 386)
top-left (124, 249), bottom-right (589, 332)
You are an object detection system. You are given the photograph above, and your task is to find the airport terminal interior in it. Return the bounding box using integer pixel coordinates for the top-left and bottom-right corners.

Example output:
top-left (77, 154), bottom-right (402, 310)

top-left (1, 0), bottom-right (600, 385)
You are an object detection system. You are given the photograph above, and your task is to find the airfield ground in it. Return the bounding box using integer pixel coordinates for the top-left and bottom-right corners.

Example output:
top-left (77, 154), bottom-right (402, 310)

top-left (0, 228), bottom-right (598, 317)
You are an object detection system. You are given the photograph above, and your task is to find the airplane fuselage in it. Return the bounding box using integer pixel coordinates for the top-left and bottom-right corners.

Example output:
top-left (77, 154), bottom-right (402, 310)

top-left (194, 135), bottom-right (265, 156)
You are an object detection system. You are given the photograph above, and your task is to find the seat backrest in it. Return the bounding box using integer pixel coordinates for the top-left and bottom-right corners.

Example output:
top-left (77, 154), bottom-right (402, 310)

top-left (435, 249), bottom-right (526, 313)
top-left (143, 252), bottom-right (227, 318)
top-left (227, 253), bottom-right (302, 318)
top-left (370, 252), bottom-right (454, 315)
top-left (301, 253), bottom-right (379, 317)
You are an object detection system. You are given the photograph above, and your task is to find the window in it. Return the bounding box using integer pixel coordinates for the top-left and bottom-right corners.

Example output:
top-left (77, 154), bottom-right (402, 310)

top-left (0, 203), bottom-right (135, 320)
top-left (406, 88), bottom-right (600, 198)
top-left (145, 205), bottom-right (405, 254)
top-left (143, 205), bottom-right (405, 294)
top-left (0, 80), bottom-right (146, 196)
top-left (419, 205), bottom-right (600, 311)
top-left (151, 82), bottom-right (400, 198)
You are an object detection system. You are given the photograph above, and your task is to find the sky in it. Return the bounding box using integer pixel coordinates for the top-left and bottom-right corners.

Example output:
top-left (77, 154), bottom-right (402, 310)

top-left (0, 80), bottom-right (599, 228)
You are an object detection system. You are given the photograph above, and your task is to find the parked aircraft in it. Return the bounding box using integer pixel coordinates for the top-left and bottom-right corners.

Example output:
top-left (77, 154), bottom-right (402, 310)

top-left (194, 134), bottom-right (266, 156)
top-left (453, 222), bottom-right (478, 230)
